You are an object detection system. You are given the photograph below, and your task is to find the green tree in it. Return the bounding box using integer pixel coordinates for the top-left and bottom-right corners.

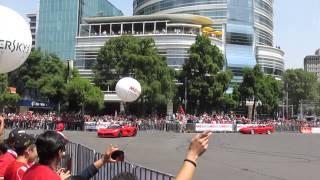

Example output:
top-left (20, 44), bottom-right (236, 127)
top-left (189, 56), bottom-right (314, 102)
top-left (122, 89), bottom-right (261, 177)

top-left (239, 65), bottom-right (263, 119)
top-left (0, 74), bottom-right (8, 93)
top-left (66, 78), bottom-right (104, 114)
top-left (180, 35), bottom-right (232, 114)
top-left (283, 69), bottom-right (318, 114)
top-left (257, 75), bottom-right (282, 117)
top-left (8, 49), bottom-right (76, 111)
top-left (94, 36), bottom-right (175, 114)
top-left (239, 65), bottom-right (281, 119)
top-left (0, 74), bottom-right (20, 112)
top-left (0, 93), bottom-right (20, 112)
top-left (219, 84), bottom-right (240, 112)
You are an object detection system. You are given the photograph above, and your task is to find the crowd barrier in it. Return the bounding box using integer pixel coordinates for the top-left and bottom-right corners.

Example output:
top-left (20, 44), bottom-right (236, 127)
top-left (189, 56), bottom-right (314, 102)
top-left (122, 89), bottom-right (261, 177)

top-left (300, 127), bottom-right (320, 134)
top-left (63, 142), bottom-right (174, 180)
top-left (83, 121), bottom-right (315, 134)
top-left (5, 119), bottom-right (316, 134)
top-left (4, 119), bottom-right (84, 131)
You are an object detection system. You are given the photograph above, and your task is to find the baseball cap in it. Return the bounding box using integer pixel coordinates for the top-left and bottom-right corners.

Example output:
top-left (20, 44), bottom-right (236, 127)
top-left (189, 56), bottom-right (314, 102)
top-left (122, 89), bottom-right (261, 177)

top-left (14, 133), bottom-right (36, 151)
top-left (5, 128), bottom-right (26, 145)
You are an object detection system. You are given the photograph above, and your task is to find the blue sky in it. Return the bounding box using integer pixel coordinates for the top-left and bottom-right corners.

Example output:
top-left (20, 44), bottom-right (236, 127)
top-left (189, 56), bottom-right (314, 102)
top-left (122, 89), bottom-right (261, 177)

top-left (0, 0), bottom-right (319, 69)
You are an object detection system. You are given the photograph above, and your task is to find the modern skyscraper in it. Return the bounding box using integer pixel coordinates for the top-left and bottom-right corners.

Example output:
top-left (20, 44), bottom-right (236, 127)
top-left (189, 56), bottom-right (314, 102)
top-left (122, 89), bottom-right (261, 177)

top-left (37, 0), bottom-right (123, 60)
top-left (304, 49), bottom-right (320, 81)
top-left (27, 13), bottom-right (37, 48)
top-left (133, 0), bottom-right (284, 80)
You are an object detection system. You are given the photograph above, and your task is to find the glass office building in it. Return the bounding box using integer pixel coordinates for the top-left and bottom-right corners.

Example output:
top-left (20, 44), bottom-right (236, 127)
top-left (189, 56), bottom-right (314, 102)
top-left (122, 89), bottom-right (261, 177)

top-left (37, 0), bottom-right (123, 60)
top-left (225, 0), bottom-right (256, 82)
top-left (133, 0), bottom-right (284, 80)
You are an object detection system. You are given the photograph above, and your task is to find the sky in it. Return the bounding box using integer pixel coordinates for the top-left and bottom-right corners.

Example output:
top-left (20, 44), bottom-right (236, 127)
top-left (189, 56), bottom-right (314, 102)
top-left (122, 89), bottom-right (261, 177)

top-left (0, 0), bottom-right (319, 69)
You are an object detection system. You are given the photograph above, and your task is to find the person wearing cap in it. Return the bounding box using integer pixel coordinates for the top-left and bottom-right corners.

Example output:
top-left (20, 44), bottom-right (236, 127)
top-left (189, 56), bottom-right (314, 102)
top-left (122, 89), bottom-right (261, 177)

top-left (0, 128), bottom-right (26, 179)
top-left (4, 133), bottom-right (37, 180)
top-left (22, 130), bottom-right (70, 180)
top-left (55, 119), bottom-right (65, 132)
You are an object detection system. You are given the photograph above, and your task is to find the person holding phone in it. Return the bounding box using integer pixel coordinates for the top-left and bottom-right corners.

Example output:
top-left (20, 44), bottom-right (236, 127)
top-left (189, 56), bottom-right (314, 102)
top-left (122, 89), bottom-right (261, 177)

top-left (176, 131), bottom-right (212, 180)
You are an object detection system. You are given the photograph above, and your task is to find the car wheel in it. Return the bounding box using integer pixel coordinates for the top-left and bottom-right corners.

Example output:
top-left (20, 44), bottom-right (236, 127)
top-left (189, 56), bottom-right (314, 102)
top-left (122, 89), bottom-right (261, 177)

top-left (133, 130), bottom-right (137, 136)
top-left (118, 131), bottom-right (122, 137)
top-left (250, 129), bottom-right (255, 135)
top-left (267, 130), bottom-right (271, 135)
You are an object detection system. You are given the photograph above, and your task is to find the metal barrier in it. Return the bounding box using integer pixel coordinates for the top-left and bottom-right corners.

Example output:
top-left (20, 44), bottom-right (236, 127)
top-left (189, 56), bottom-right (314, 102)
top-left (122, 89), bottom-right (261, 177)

top-left (274, 125), bottom-right (301, 133)
top-left (65, 142), bottom-right (175, 180)
top-left (137, 122), bottom-right (182, 133)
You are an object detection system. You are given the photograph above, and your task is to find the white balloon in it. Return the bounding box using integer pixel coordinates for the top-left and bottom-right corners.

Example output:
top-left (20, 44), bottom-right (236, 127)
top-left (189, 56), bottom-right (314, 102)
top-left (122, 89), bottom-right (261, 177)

top-left (116, 77), bottom-right (142, 102)
top-left (0, 5), bottom-right (32, 73)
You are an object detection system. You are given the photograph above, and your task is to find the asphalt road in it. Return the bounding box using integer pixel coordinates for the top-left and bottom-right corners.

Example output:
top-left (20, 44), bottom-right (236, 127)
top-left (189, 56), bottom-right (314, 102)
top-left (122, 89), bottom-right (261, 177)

top-left (5, 130), bottom-right (320, 180)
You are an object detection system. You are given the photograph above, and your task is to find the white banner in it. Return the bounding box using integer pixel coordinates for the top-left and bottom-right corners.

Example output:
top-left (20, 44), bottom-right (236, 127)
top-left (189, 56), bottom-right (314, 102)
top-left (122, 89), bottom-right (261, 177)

top-left (84, 122), bottom-right (97, 130)
top-left (96, 122), bottom-right (111, 130)
top-left (195, 124), bottom-right (233, 132)
top-left (311, 128), bottom-right (320, 134)
top-left (84, 122), bottom-right (111, 130)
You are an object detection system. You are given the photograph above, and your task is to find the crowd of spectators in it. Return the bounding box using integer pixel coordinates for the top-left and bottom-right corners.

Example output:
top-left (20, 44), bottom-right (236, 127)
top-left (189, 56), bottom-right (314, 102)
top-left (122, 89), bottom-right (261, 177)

top-left (0, 116), bottom-right (211, 180)
top-left (2, 112), bottom-right (320, 133)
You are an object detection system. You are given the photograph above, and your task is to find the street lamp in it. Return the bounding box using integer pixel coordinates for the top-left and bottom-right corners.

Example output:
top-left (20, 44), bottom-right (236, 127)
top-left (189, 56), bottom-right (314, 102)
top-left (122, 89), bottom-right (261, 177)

top-left (184, 76), bottom-right (187, 113)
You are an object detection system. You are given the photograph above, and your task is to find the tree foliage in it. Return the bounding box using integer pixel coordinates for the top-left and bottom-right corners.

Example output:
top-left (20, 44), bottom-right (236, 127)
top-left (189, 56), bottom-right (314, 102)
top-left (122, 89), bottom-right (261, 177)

top-left (180, 35), bottom-right (232, 114)
top-left (0, 74), bottom-right (20, 111)
top-left (9, 49), bottom-right (67, 104)
top-left (66, 78), bottom-right (104, 114)
top-left (283, 69), bottom-right (318, 113)
top-left (239, 65), bottom-right (281, 119)
top-left (8, 49), bottom-right (103, 113)
top-left (94, 36), bottom-right (176, 114)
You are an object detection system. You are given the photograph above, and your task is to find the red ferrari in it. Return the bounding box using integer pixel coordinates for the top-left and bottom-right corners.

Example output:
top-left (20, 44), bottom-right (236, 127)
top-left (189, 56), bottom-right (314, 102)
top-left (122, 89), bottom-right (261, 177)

top-left (239, 126), bottom-right (275, 135)
top-left (98, 124), bottom-right (137, 138)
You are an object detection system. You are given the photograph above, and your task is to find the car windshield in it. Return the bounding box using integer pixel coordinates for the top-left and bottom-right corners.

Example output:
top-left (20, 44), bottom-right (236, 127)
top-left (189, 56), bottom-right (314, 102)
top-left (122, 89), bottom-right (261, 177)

top-left (108, 125), bottom-right (120, 129)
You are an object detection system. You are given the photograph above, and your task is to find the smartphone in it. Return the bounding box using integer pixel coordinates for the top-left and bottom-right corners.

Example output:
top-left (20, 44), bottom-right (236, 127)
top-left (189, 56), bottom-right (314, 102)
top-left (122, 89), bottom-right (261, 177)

top-left (111, 150), bottom-right (125, 161)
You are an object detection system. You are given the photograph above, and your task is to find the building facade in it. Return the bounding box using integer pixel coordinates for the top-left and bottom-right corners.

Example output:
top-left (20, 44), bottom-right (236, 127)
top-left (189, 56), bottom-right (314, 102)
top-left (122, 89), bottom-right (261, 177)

top-left (304, 49), bottom-right (320, 81)
top-left (133, 0), bottom-right (284, 80)
top-left (27, 13), bottom-right (37, 48)
top-left (75, 14), bottom-right (223, 81)
top-left (36, 0), bottom-right (123, 60)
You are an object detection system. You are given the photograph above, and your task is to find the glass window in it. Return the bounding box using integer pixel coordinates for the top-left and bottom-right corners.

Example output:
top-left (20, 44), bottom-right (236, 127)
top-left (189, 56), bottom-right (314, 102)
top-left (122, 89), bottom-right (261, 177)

top-left (80, 25), bottom-right (90, 36)
top-left (101, 24), bottom-right (110, 35)
top-left (90, 24), bottom-right (100, 36)
top-left (156, 22), bottom-right (166, 34)
top-left (167, 26), bottom-right (183, 34)
top-left (111, 24), bottom-right (121, 35)
top-left (123, 24), bottom-right (133, 35)
top-left (226, 32), bottom-right (253, 45)
top-left (145, 23), bottom-right (155, 34)
top-left (133, 23), bottom-right (143, 35)
top-left (135, 0), bottom-right (227, 15)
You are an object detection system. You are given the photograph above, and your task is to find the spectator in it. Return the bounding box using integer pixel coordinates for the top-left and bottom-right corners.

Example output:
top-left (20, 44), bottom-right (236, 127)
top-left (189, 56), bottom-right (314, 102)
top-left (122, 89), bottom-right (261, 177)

top-left (0, 128), bottom-right (26, 179)
top-left (4, 133), bottom-right (37, 180)
top-left (0, 116), bottom-right (4, 144)
top-left (55, 120), bottom-right (65, 132)
top-left (0, 144), bottom-right (8, 156)
top-left (22, 131), bottom-right (70, 180)
top-left (176, 131), bottom-right (212, 180)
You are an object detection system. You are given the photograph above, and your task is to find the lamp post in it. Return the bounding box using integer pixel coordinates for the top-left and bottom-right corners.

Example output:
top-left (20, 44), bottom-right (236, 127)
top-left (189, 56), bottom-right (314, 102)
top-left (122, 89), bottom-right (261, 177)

top-left (286, 83), bottom-right (289, 119)
top-left (184, 76), bottom-right (187, 113)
